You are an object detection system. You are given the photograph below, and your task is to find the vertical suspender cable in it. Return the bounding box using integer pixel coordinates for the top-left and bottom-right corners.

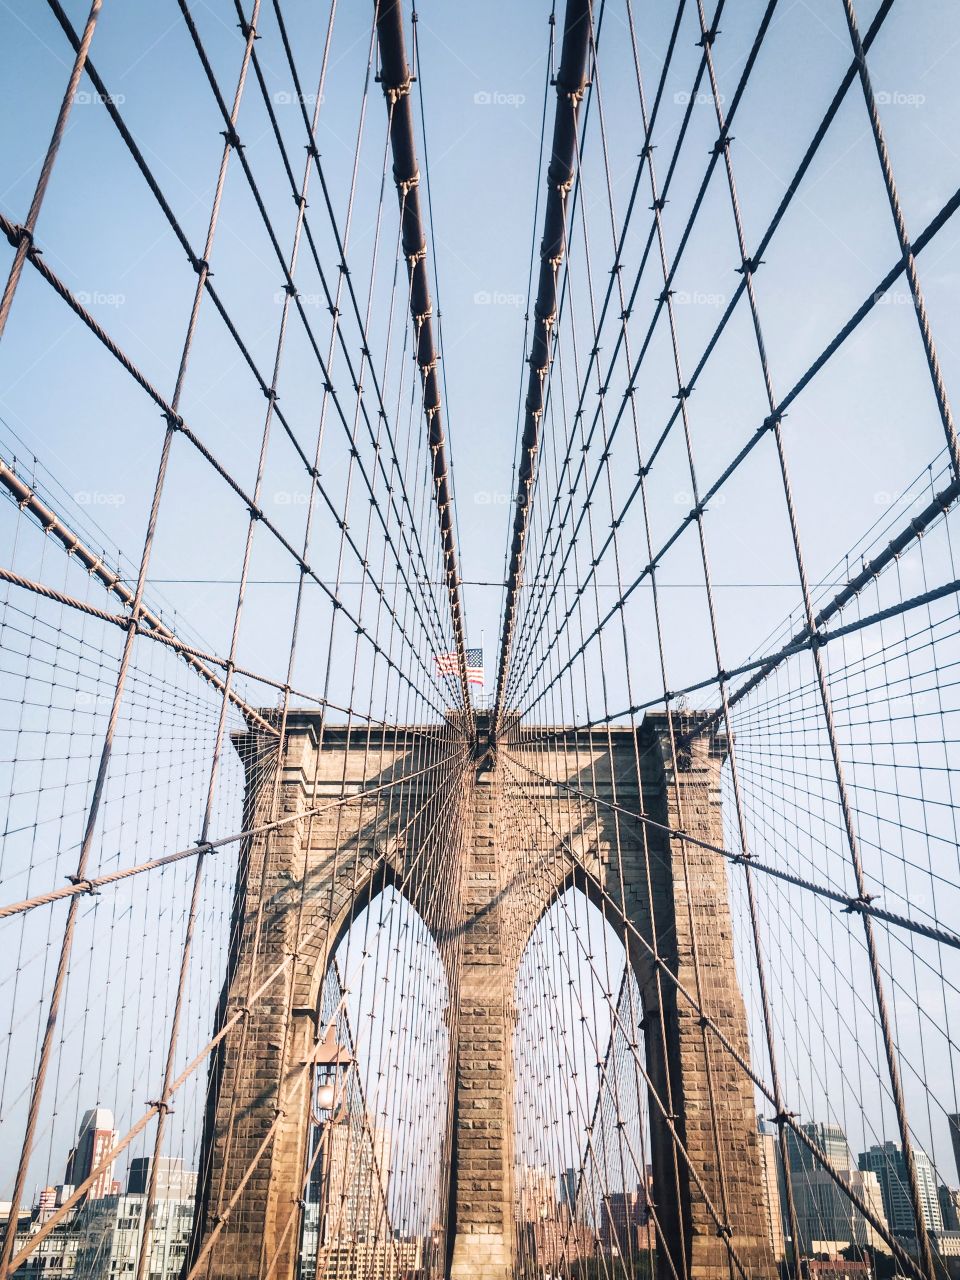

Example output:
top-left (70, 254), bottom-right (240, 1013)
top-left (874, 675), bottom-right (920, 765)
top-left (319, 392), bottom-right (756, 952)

top-left (374, 0), bottom-right (474, 737)
top-left (493, 0), bottom-right (591, 730)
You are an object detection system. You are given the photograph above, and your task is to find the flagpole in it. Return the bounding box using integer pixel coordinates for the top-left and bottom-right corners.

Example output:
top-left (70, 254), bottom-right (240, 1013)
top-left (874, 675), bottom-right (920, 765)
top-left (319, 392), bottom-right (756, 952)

top-left (480, 629), bottom-right (485, 710)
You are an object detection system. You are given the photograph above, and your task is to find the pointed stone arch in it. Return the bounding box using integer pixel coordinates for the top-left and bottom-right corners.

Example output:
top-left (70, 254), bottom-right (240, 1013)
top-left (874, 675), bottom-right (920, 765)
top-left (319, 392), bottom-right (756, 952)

top-left (196, 713), bottom-right (775, 1280)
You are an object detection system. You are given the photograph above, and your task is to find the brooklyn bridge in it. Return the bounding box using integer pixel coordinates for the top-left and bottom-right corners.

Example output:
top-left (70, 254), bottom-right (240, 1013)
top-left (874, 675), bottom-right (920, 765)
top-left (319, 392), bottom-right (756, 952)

top-left (0, 1), bottom-right (957, 1279)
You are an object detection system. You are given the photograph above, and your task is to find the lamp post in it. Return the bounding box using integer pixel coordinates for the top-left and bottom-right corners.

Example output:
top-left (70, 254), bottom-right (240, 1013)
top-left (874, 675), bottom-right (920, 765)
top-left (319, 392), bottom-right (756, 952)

top-left (301, 1028), bottom-right (352, 1275)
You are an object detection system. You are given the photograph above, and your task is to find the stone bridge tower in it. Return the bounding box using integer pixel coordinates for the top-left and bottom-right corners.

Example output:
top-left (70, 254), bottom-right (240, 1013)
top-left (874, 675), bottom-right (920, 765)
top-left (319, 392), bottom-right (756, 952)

top-left (193, 711), bottom-right (775, 1280)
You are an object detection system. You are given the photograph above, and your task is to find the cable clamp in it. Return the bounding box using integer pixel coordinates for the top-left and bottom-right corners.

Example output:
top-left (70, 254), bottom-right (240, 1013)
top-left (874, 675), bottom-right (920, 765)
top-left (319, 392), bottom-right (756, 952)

top-left (711, 130), bottom-right (734, 156)
top-left (674, 385), bottom-right (692, 401)
top-left (736, 254), bottom-right (763, 275)
top-left (658, 288), bottom-right (674, 305)
top-left (191, 256), bottom-right (212, 278)
top-left (843, 893), bottom-right (877, 914)
top-left (11, 223), bottom-right (34, 251)
top-left (717, 1223), bottom-right (733, 1239)
top-left (772, 1110), bottom-right (796, 1126)
top-left (221, 125), bottom-right (243, 151)
top-left (148, 1099), bottom-right (174, 1115)
top-left (305, 141), bottom-right (320, 162)
top-left (639, 143), bottom-right (655, 162)
top-left (697, 26), bottom-right (720, 47)
top-left (650, 196), bottom-right (667, 212)
top-left (381, 76), bottom-right (413, 105)
top-left (66, 875), bottom-right (96, 896)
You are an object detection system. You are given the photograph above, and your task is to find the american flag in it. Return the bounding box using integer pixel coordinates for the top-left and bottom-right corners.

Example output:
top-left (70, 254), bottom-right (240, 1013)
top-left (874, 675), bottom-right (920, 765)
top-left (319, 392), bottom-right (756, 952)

top-left (435, 647), bottom-right (484, 686)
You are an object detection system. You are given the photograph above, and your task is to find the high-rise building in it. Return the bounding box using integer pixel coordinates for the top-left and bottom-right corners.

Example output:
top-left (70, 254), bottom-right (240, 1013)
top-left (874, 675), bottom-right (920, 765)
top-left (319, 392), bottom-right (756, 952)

top-left (787, 1123), bottom-right (852, 1175)
top-left (858, 1142), bottom-right (943, 1236)
top-left (65, 1107), bottom-right (118, 1201)
top-left (518, 1165), bottom-right (558, 1223)
top-left (950, 1116), bottom-right (960, 1184)
top-left (788, 1165), bottom-right (890, 1254)
top-left (758, 1122), bottom-right (786, 1261)
top-left (938, 1183), bottom-right (960, 1233)
top-left (599, 1190), bottom-right (648, 1258)
top-left (126, 1155), bottom-right (198, 1201)
top-left (321, 1118), bottom-right (391, 1248)
top-left (559, 1168), bottom-right (579, 1217)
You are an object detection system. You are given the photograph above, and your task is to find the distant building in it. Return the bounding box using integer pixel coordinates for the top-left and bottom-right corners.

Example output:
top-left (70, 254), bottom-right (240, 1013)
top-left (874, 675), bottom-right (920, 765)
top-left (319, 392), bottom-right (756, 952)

top-left (788, 1123), bottom-right (853, 1174)
top-left (858, 1142), bottom-right (943, 1236)
top-left (949, 1116), bottom-right (960, 1183)
top-left (11, 1191), bottom-right (195, 1279)
top-left (939, 1185), bottom-right (960, 1233)
top-left (126, 1155), bottom-right (198, 1201)
top-left (789, 1166), bottom-right (890, 1255)
top-left (320, 1119), bottom-right (391, 1250)
top-left (599, 1189), bottom-right (648, 1259)
top-left (520, 1206), bottom-right (596, 1270)
top-left (785, 1122), bottom-right (890, 1254)
top-left (801, 1259), bottom-right (871, 1280)
top-left (11, 1211), bottom-right (81, 1277)
top-left (518, 1165), bottom-right (558, 1223)
top-left (309, 1239), bottom-right (421, 1280)
top-left (559, 1168), bottom-right (579, 1217)
top-left (72, 1194), bottom-right (194, 1278)
top-left (933, 1230), bottom-right (960, 1258)
top-left (65, 1107), bottom-right (118, 1201)
top-left (758, 1123), bottom-right (786, 1260)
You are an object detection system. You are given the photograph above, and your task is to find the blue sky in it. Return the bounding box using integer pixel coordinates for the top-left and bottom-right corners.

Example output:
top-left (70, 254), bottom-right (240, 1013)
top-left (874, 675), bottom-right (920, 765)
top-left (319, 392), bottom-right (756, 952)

top-left (2, 0), bottom-right (960, 703)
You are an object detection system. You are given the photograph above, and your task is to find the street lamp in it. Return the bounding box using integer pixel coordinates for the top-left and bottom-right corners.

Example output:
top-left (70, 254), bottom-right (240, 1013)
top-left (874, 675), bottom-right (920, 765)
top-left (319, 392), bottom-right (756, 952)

top-left (311, 1027), bottom-right (352, 1123)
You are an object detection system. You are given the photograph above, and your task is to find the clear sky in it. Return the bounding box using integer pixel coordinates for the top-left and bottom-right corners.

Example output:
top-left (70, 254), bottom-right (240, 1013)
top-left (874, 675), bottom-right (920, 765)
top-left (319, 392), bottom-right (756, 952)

top-left (2, 0), bottom-right (959, 696)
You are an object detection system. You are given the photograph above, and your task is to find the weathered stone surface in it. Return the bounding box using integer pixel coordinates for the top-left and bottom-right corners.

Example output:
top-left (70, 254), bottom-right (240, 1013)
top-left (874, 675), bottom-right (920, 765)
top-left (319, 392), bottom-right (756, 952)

top-left (195, 713), bottom-right (774, 1280)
